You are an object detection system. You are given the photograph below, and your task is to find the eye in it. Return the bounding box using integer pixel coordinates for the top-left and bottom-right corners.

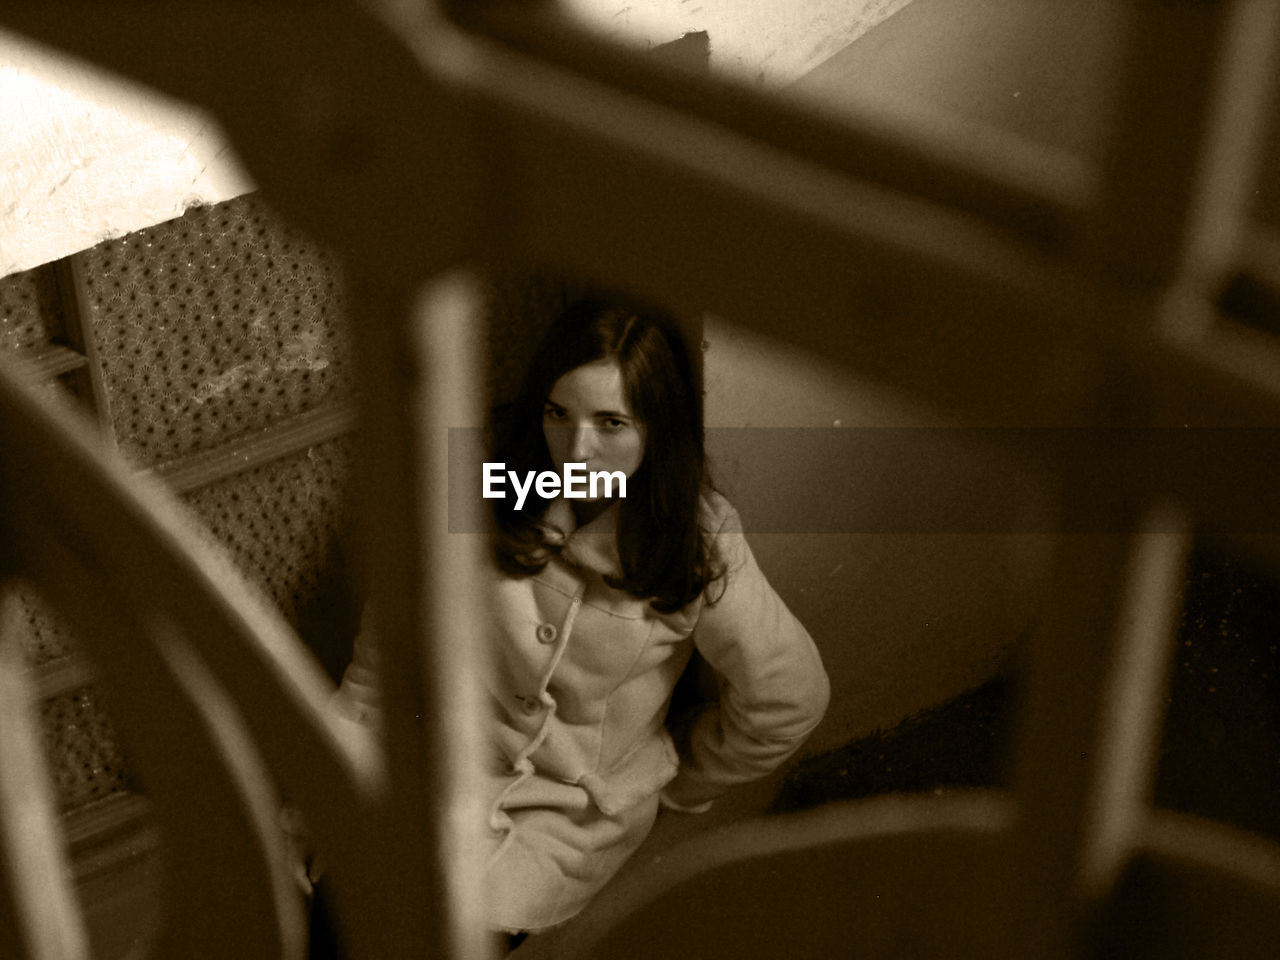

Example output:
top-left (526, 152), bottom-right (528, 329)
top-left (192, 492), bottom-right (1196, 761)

top-left (601, 417), bottom-right (627, 431)
top-left (543, 404), bottom-right (566, 421)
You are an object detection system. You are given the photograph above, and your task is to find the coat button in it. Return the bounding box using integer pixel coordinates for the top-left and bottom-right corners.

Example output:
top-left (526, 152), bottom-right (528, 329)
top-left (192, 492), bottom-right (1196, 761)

top-left (535, 622), bottom-right (558, 645)
top-left (519, 695), bottom-right (542, 715)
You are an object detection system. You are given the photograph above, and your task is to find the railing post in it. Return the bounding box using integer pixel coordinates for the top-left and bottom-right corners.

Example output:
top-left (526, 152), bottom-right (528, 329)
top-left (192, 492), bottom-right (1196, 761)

top-left (346, 265), bottom-right (491, 959)
top-left (1007, 495), bottom-right (1190, 958)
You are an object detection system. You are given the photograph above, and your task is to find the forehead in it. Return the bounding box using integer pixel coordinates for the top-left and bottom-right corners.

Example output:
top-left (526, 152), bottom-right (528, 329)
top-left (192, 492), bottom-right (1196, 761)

top-left (547, 359), bottom-right (633, 414)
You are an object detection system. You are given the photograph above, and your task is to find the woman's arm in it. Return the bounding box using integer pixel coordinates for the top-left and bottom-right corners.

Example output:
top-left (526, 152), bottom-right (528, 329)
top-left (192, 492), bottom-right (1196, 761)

top-left (662, 501), bottom-right (830, 810)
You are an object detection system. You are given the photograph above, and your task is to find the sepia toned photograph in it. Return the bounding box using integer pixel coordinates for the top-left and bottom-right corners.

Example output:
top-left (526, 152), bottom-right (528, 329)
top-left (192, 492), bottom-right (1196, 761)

top-left (2, 2), bottom-right (1279, 958)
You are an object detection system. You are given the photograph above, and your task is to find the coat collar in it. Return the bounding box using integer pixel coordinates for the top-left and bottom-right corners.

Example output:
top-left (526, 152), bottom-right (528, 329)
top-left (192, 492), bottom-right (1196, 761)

top-left (537, 497), bottom-right (624, 580)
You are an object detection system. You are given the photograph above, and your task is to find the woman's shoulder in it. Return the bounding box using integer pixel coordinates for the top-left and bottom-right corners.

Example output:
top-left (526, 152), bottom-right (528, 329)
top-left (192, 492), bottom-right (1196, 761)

top-left (696, 488), bottom-right (742, 536)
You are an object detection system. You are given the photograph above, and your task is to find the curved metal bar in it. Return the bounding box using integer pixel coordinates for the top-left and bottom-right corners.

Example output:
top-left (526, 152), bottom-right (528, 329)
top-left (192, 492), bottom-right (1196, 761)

top-left (0, 357), bottom-right (402, 955)
top-left (516, 791), bottom-right (1280, 960)
top-left (17, 533), bottom-right (302, 959)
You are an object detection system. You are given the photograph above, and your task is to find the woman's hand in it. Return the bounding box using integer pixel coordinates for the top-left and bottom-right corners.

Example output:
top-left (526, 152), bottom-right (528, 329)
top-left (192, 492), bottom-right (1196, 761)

top-left (279, 804), bottom-right (323, 895)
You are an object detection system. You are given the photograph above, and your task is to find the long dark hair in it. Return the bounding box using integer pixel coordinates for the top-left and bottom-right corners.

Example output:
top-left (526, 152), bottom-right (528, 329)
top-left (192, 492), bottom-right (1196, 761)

top-left (491, 293), bottom-right (719, 613)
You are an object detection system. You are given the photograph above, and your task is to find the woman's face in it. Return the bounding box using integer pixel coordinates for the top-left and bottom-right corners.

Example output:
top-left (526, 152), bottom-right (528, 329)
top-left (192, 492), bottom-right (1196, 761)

top-left (543, 359), bottom-right (646, 499)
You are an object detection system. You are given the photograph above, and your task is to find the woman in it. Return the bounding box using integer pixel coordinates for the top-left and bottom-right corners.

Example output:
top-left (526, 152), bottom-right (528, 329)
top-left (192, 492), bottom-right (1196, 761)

top-left (331, 292), bottom-right (829, 938)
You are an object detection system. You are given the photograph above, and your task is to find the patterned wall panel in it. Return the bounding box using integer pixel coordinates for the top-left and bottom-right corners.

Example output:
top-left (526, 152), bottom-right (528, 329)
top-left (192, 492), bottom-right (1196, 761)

top-left (40, 686), bottom-right (132, 812)
top-left (12, 431), bottom-right (359, 815)
top-left (7, 200), bottom-right (576, 816)
top-left (182, 436), bottom-right (360, 680)
top-left (9, 585), bottom-right (136, 811)
top-left (81, 193), bottom-right (354, 468)
top-left (14, 586), bottom-right (77, 666)
top-left (5, 194), bottom-right (363, 814)
top-left (0, 262), bottom-right (64, 353)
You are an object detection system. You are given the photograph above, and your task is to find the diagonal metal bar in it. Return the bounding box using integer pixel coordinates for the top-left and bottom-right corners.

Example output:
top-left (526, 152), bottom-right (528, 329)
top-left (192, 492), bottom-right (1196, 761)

top-left (443, 0), bottom-right (1091, 252)
top-left (0, 354), bottom-right (393, 954)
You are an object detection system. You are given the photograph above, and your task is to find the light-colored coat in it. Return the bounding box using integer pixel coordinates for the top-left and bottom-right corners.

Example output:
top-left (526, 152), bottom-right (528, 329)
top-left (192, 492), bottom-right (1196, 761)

top-left (332, 491), bottom-right (829, 931)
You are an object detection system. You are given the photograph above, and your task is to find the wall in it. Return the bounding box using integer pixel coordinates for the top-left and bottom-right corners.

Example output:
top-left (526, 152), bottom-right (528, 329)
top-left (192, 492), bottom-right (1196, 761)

top-left (3, 0), bottom-right (1121, 759)
top-left (0, 29), bottom-right (251, 276)
top-left (1, 1), bottom-right (909, 277)
top-left (703, 320), bottom-right (1055, 753)
top-left (704, 0), bottom-right (1124, 751)
top-left (794, 0), bottom-right (1118, 158)
top-left (561, 0), bottom-right (913, 87)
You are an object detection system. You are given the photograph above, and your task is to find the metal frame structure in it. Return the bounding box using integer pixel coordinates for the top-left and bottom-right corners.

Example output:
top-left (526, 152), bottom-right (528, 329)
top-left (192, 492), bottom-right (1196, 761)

top-left (2, 1), bottom-right (1280, 957)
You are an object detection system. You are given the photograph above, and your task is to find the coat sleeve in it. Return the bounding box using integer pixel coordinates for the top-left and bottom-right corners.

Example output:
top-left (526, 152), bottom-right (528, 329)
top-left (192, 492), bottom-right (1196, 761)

top-left (662, 500), bottom-right (830, 809)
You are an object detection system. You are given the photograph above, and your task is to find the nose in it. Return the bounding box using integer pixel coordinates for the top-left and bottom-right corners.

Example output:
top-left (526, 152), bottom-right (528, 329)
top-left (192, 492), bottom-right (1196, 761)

top-left (568, 425), bottom-right (596, 463)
